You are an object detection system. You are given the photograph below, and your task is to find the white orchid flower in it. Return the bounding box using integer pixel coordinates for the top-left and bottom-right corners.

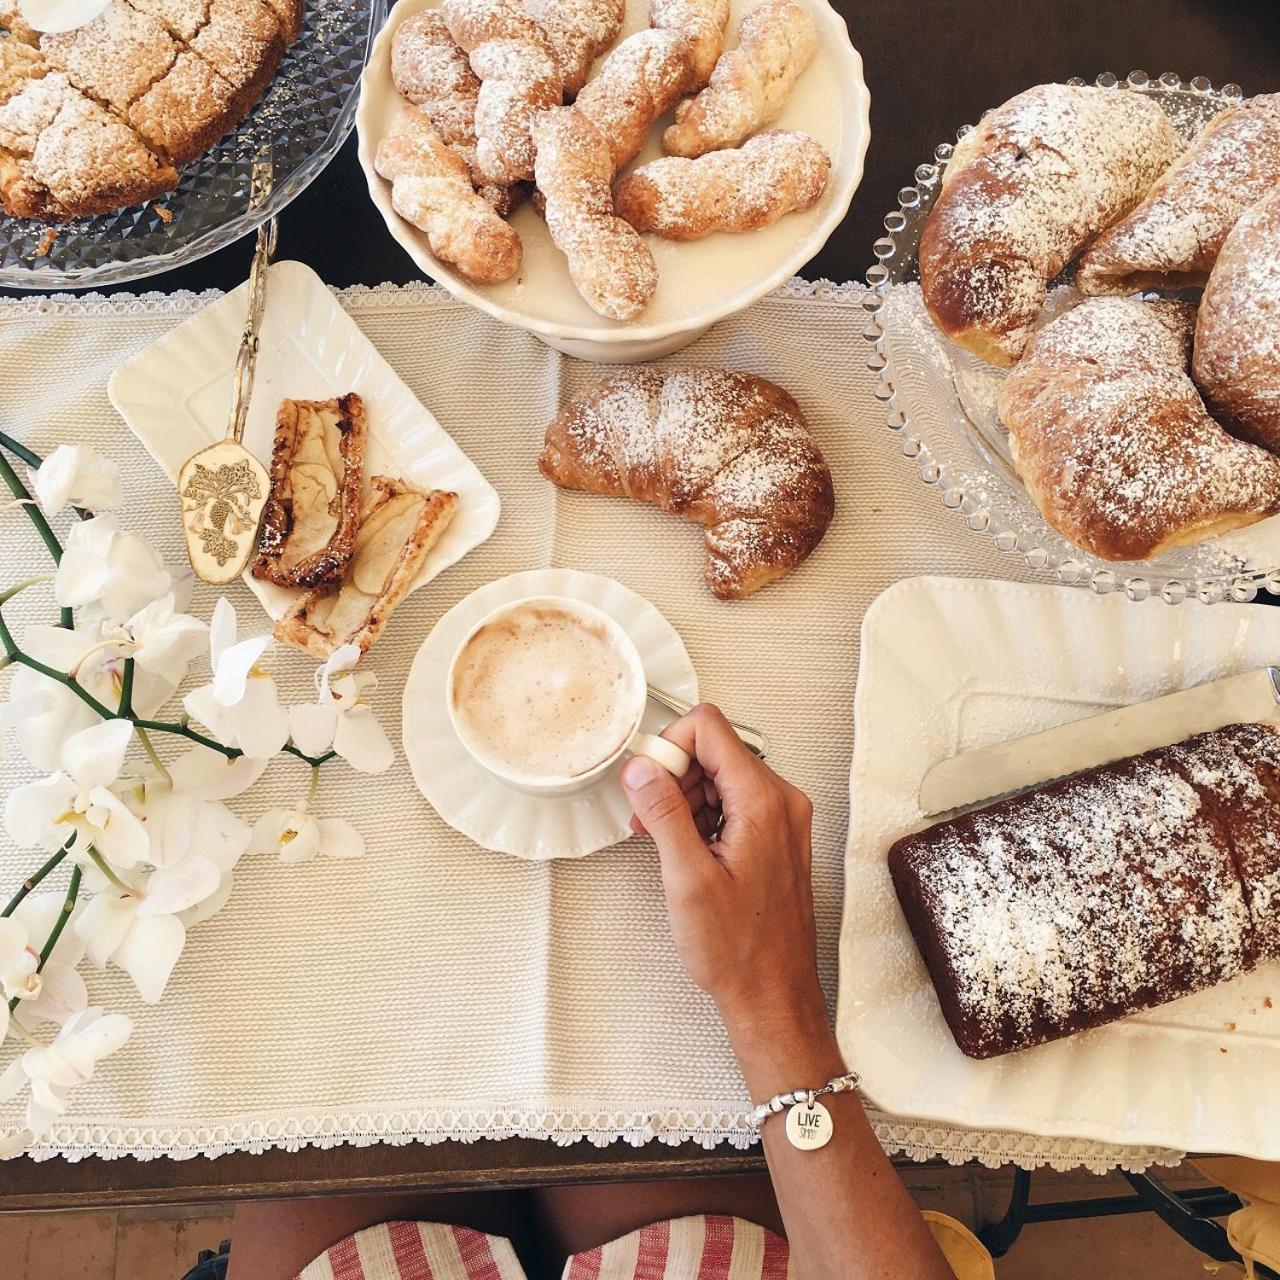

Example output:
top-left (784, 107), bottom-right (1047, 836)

top-left (4, 719), bottom-right (147, 869)
top-left (54, 515), bottom-right (172, 626)
top-left (288, 644), bottom-right (394, 774)
top-left (12, 963), bottom-right (87, 1033)
top-left (102, 594), bottom-right (207, 682)
top-left (31, 444), bottom-right (122, 515)
top-left (3, 1006), bottom-right (132, 1140)
top-left (165, 744), bottom-right (269, 802)
top-left (0, 918), bottom-right (40, 1003)
top-left (74, 891), bottom-right (184, 1006)
top-left (249, 807), bottom-right (365, 864)
top-left (182, 599), bottom-right (289, 759)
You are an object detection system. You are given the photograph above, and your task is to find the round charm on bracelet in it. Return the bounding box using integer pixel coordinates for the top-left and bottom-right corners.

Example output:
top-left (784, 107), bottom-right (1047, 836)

top-left (785, 1097), bottom-right (832, 1149)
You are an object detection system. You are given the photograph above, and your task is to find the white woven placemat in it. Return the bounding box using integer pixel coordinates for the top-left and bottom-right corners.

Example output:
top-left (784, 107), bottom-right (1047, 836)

top-left (0, 279), bottom-right (1179, 1173)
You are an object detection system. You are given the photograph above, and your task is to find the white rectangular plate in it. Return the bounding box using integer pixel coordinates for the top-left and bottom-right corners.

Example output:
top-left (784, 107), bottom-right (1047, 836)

top-left (837, 575), bottom-right (1280, 1158)
top-left (108, 259), bottom-right (500, 618)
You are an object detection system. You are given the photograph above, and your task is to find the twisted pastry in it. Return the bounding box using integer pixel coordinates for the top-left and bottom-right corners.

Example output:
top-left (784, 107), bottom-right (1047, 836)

top-left (374, 105), bottom-right (522, 285)
top-left (391, 10), bottom-right (521, 214)
top-left (572, 27), bottom-right (694, 172)
top-left (649, 0), bottom-right (729, 88)
top-left (444, 0), bottom-right (563, 184)
top-left (616, 130), bottom-right (829, 239)
top-left (663, 0), bottom-right (816, 157)
top-left (539, 368), bottom-right (834, 598)
top-left (526, 0), bottom-right (623, 96)
top-left (533, 106), bottom-right (657, 320)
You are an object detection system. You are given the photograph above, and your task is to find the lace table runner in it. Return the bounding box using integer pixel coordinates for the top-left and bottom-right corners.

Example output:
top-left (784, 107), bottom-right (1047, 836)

top-left (0, 280), bottom-right (1179, 1173)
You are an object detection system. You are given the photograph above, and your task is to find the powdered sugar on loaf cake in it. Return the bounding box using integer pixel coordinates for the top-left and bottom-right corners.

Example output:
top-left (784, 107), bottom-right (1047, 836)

top-left (889, 723), bottom-right (1280, 1059)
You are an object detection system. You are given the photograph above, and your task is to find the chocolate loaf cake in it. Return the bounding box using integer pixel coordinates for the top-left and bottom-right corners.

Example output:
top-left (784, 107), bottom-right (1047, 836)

top-left (890, 723), bottom-right (1280, 1059)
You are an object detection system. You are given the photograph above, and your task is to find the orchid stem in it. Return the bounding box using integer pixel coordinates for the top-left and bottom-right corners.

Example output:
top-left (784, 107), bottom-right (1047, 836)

top-left (306, 765), bottom-right (320, 806)
top-left (37, 865), bottom-right (79, 968)
top-left (135, 726), bottom-right (171, 787)
top-left (6, 863), bottom-right (81, 1016)
top-left (117, 656), bottom-right (135, 717)
top-left (85, 848), bottom-right (138, 899)
top-left (0, 574), bottom-right (54, 606)
top-left (1, 839), bottom-right (73, 919)
top-left (0, 448), bottom-right (70, 628)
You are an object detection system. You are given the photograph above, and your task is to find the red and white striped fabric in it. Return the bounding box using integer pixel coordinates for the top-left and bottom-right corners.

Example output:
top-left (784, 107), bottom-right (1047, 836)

top-left (294, 1215), bottom-right (791, 1280)
top-left (563, 1215), bottom-right (792, 1280)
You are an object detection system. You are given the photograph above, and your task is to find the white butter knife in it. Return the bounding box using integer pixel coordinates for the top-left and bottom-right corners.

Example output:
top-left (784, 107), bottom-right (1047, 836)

top-left (918, 666), bottom-right (1280, 817)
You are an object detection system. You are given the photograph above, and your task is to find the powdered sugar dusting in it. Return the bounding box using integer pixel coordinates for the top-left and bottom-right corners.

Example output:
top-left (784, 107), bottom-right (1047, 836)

top-left (893, 726), bottom-right (1280, 1058)
top-left (1194, 182), bottom-right (1280, 451)
top-left (999, 296), bottom-right (1280, 561)
top-left (920, 84), bottom-right (1184, 362)
top-left (1079, 93), bottom-right (1280, 291)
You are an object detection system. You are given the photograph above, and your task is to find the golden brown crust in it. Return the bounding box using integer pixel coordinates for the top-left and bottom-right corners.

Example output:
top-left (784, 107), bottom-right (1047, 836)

top-left (1194, 184), bottom-right (1280, 454)
top-left (662, 0), bottom-right (815, 158)
top-left (919, 84), bottom-right (1183, 367)
top-left (251, 393), bottom-right (368, 590)
top-left (273, 478), bottom-right (460, 658)
top-left (999, 296), bottom-right (1280, 561)
top-left (374, 104), bottom-right (522, 286)
top-left (127, 49), bottom-right (241, 165)
top-left (649, 0), bottom-right (727, 89)
top-left (538, 367), bottom-right (833, 598)
top-left (1078, 93), bottom-right (1280, 296)
top-left (614, 129), bottom-right (828, 241)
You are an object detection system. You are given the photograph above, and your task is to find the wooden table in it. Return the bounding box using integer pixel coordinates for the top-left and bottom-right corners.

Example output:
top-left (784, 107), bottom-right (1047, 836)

top-left (2, 0), bottom-right (1279, 1214)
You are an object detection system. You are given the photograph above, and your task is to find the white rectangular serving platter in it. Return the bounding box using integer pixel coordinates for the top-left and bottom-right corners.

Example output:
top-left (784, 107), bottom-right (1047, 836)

top-left (109, 259), bottom-right (500, 618)
top-left (837, 575), bottom-right (1280, 1158)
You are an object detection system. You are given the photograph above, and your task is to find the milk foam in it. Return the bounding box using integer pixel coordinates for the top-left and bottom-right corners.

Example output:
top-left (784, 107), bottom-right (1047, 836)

top-left (451, 603), bottom-right (640, 780)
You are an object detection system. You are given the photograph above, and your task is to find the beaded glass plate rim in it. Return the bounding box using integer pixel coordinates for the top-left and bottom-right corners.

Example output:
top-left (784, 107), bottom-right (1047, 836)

top-left (0, 0), bottom-right (388, 290)
top-left (862, 69), bottom-right (1280, 606)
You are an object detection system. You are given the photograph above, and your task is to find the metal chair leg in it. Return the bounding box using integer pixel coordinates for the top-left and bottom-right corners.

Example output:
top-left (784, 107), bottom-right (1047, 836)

top-left (976, 1166), bottom-right (1032, 1257)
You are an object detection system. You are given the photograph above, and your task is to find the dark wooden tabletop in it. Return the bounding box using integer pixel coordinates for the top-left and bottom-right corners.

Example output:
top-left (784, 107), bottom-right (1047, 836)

top-left (2, 0), bottom-right (1279, 1213)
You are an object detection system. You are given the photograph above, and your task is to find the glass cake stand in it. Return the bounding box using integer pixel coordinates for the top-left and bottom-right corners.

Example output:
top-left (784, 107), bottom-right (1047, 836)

top-left (862, 71), bottom-right (1280, 605)
top-left (0, 0), bottom-right (386, 290)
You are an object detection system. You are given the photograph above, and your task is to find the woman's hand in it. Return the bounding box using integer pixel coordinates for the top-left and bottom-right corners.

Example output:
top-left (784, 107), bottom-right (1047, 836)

top-left (620, 704), bottom-right (829, 1050)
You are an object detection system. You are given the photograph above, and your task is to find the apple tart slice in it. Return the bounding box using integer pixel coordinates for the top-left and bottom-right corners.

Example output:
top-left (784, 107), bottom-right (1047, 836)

top-left (273, 476), bottom-right (459, 658)
top-left (252, 393), bottom-right (367, 590)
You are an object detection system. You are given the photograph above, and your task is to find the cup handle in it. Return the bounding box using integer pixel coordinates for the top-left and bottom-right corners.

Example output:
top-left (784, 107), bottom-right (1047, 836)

top-left (628, 731), bottom-right (692, 779)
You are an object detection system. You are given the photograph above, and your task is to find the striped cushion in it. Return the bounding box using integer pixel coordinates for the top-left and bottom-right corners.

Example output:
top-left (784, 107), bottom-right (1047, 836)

top-left (293, 1216), bottom-right (790, 1280)
top-left (562, 1215), bottom-right (792, 1280)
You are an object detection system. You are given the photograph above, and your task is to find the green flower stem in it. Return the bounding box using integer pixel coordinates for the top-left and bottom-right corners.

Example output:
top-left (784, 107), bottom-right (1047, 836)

top-left (0, 448), bottom-right (71, 628)
top-left (117, 656), bottom-right (135, 717)
top-left (0, 432), bottom-right (90, 522)
top-left (85, 847), bottom-right (137, 899)
top-left (134, 726), bottom-right (171, 787)
top-left (0, 839), bottom-right (73, 919)
top-left (0, 574), bottom-right (54, 607)
top-left (37, 864), bottom-right (79, 967)
top-left (6, 862), bottom-right (81, 1016)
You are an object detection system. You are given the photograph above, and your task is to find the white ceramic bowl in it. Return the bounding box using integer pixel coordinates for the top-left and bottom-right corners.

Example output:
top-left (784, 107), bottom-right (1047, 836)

top-left (356, 0), bottom-right (870, 361)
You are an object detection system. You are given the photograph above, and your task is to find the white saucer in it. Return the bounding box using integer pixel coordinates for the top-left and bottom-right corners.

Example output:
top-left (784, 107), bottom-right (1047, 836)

top-left (402, 569), bottom-right (698, 859)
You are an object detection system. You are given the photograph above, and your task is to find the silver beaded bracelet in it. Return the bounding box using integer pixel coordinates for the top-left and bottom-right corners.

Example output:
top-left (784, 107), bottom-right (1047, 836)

top-left (748, 1070), bottom-right (860, 1150)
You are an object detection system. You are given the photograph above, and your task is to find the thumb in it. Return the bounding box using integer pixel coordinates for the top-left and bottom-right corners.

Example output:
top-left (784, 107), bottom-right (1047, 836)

top-left (622, 754), bottom-right (706, 869)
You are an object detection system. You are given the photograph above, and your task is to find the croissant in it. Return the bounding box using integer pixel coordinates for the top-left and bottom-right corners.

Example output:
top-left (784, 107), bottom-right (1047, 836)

top-left (998, 296), bottom-right (1280, 561)
top-left (920, 84), bottom-right (1183, 366)
top-left (1194, 183), bottom-right (1280, 454)
top-left (1078, 93), bottom-right (1280, 295)
top-left (538, 368), bottom-right (834, 598)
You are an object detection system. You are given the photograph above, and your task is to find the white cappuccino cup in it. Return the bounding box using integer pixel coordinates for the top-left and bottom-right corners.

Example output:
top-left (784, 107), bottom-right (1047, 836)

top-left (447, 595), bottom-right (692, 796)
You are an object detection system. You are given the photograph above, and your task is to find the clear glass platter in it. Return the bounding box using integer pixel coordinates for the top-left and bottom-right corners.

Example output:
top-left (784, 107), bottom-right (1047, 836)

top-left (0, 0), bottom-right (386, 290)
top-left (863, 71), bottom-right (1280, 605)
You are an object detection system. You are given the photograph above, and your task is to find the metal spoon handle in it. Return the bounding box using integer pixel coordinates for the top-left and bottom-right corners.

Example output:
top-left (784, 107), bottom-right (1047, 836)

top-left (646, 684), bottom-right (771, 760)
top-left (228, 160), bottom-right (277, 446)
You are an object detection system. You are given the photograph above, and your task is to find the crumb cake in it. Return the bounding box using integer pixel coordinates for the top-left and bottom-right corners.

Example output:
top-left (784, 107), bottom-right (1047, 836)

top-left (0, 0), bottom-right (303, 220)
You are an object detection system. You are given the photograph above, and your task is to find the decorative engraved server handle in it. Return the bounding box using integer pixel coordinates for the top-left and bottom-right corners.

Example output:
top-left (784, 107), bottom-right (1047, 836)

top-left (228, 159), bottom-right (278, 446)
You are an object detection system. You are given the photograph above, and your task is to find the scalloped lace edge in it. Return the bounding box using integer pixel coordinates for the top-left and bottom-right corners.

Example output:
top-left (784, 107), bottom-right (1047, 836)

top-left (20, 1107), bottom-right (1184, 1173)
top-left (0, 276), bottom-right (867, 319)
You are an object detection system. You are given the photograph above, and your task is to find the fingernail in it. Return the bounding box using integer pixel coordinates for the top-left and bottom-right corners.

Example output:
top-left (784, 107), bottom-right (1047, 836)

top-left (621, 755), bottom-right (661, 791)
